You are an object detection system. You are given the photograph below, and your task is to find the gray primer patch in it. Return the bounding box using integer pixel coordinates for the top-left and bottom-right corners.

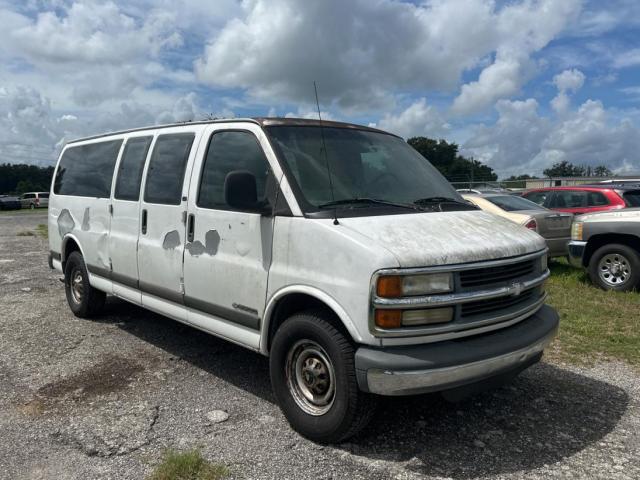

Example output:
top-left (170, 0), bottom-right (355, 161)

top-left (162, 230), bottom-right (181, 249)
top-left (204, 230), bottom-right (220, 255)
top-left (186, 240), bottom-right (205, 256)
top-left (57, 209), bottom-right (75, 238)
top-left (81, 208), bottom-right (90, 231)
top-left (186, 229), bottom-right (220, 256)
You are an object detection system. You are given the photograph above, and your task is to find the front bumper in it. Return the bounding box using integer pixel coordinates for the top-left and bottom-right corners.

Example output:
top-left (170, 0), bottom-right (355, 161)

top-left (568, 241), bottom-right (587, 268)
top-left (355, 304), bottom-right (559, 396)
top-left (545, 237), bottom-right (570, 258)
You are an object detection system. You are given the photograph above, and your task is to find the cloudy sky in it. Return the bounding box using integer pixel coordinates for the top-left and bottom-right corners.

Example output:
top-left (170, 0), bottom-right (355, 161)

top-left (1, 0), bottom-right (640, 177)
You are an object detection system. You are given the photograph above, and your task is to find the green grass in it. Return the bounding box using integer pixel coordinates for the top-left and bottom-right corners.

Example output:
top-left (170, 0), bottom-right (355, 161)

top-left (15, 224), bottom-right (48, 238)
top-left (147, 450), bottom-right (229, 480)
top-left (546, 258), bottom-right (640, 366)
top-left (36, 224), bottom-right (48, 239)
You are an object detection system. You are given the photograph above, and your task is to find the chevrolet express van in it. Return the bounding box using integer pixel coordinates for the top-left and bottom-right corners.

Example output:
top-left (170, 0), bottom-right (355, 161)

top-left (48, 118), bottom-right (558, 443)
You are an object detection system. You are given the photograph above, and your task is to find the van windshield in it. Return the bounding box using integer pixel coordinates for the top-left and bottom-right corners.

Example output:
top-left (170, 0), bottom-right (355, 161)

top-left (266, 126), bottom-right (466, 215)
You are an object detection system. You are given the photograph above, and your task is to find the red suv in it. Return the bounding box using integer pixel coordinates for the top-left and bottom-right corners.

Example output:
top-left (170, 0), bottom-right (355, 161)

top-left (522, 186), bottom-right (640, 215)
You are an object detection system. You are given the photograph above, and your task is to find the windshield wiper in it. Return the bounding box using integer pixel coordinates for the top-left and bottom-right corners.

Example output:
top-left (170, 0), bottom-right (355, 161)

top-left (318, 197), bottom-right (421, 211)
top-left (413, 196), bottom-right (478, 211)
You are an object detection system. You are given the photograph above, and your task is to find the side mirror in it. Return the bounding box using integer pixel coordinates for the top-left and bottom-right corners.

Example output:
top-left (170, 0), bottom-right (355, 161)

top-left (224, 170), bottom-right (269, 213)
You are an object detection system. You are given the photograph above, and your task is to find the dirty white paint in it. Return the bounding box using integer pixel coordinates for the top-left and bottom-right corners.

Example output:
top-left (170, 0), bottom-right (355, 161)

top-left (337, 210), bottom-right (545, 268)
top-left (49, 119), bottom-right (545, 357)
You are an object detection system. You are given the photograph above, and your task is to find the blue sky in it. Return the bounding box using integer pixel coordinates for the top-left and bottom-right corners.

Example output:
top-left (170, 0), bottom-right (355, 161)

top-left (1, 0), bottom-right (639, 178)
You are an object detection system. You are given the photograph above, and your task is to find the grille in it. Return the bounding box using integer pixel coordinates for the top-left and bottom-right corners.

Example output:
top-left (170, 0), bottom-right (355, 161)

top-left (461, 289), bottom-right (535, 318)
top-left (459, 259), bottom-right (536, 288)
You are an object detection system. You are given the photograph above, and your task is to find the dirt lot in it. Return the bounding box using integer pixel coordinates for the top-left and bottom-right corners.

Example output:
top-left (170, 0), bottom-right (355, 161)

top-left (1, 212), bottom-right (639, 480)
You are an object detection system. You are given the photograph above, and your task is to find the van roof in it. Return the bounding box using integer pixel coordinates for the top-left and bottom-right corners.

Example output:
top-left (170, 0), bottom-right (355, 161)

top-left (67, 117), bottom-right (397, 144)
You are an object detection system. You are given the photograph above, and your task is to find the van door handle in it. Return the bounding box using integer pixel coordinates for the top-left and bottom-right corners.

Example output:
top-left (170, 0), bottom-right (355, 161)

top-left (141, 209), bottom-right (148, 234)
top-left (187, 214), bottom-right (195, 242)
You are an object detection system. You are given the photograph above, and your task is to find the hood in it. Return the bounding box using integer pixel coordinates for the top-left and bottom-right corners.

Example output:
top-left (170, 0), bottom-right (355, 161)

top-left (578, 208), bottom-right (640, 223)
top-left (338, 210), bottom-right (545, 268)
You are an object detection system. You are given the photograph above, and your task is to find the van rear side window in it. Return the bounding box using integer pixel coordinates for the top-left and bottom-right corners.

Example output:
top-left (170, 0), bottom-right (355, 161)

top-left (114, 136), bottom-right (153, 201)
top-left (53, 140), bottom-right (123, 197)
top-left (144, 133), bottom-right (195, 205)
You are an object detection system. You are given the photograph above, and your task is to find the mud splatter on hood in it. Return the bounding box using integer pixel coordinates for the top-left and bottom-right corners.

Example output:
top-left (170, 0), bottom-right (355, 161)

top-left (338, 210), bottom-right (545, 268)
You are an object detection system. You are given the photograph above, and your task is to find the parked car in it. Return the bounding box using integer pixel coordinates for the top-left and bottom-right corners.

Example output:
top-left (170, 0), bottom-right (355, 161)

top-left (0, 195), bottom-right (22, 210)
top-left (48, 117), bottom-right (558, 443)
top-left (569, 208), bottom-right (640, 291)
top-left (462, 193), bottom-right (572, 257)
top-left (20, 191), bottom-right (49, 209)
top-left (522, 186), bottom-right (640, 215)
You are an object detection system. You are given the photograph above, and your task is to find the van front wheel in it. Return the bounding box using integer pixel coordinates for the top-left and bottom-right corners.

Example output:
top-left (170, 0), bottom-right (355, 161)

top-left (64, 251), bottom-right (106, 317)
top-left (269, 311), bottom-right (377, 443)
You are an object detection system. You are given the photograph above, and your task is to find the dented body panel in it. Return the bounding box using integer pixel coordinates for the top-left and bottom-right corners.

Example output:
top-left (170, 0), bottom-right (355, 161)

top-left (49, 117), bottom-right (557, 400)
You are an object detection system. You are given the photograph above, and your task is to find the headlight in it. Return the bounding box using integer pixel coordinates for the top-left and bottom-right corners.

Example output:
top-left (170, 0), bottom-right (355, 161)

top-left (376, 272), bottom-right (453, 298)
top-left (571, 221), bottom-right (583, 241)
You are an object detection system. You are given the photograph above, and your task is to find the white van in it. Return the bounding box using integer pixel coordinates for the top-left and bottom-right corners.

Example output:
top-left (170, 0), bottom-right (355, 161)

top-left (48, 118), bottom-right (558, 443)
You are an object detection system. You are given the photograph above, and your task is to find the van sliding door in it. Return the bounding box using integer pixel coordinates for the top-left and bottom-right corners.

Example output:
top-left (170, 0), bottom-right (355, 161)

top-left (137, 130), bottom-right (198, 319)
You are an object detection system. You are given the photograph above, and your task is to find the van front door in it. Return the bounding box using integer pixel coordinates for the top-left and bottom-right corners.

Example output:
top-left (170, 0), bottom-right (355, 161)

top-left (183, 125), bottom-right (279, 348)
top-left (137, 130), bottom-right (198, 318)
top-left (108, 135), bottom-right (153, 304)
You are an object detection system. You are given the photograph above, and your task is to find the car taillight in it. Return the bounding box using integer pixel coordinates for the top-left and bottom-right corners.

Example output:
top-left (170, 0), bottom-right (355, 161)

top-left (525, 218), bottom-right (537, 231)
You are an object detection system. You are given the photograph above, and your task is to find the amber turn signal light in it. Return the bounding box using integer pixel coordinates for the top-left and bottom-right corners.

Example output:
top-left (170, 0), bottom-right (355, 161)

top-left (375, 309), bottom-right (402, 329)
top-left (376, 275), bottom-right (402, 298)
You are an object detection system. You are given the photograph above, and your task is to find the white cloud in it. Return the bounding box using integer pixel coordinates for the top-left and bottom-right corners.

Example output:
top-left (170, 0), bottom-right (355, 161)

top-left (550, 68), bottom-right (585, 113)
top-left (553, 68), bottom-right (586, 92)
top-left (463, 97), bottom-right (640, 176)
top-left (0, 86), bottom-right (211, 166)
top-left (196, 0), bottom-right (581, 113)
top-left (451, 0), bottom-right (582, 115)
top-left (375, 98), bottom-right (449, 139)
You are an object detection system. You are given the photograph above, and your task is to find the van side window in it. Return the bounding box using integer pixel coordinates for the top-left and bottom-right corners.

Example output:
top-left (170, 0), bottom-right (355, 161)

top-left (144, 133), bottom-right (195, 205)
top-left (197, 131), bottom-right (272, 210)
top-left (53, 140), bottom-right (122, 197)
top-left (114, 136), bottom-right (153, 201)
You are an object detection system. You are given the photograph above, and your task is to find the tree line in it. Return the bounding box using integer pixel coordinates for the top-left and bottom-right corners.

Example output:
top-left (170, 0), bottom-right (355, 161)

top-left (0, 163), bottom-right (55, 195)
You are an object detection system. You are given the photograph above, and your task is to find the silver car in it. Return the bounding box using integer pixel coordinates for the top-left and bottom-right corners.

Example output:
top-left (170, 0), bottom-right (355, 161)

top-left (20, 192), bottom-right (49, 209)
top-left (463, 193), bottom-right (573, 257)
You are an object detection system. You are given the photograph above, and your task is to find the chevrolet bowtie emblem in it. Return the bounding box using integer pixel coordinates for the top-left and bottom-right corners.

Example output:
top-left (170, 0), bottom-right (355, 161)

top-left (512, 282), bottom-right (523, 296)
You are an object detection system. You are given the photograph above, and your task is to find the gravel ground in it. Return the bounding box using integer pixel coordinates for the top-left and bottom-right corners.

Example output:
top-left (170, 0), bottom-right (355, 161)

top-left (1, 212), bottom-right (638, 480)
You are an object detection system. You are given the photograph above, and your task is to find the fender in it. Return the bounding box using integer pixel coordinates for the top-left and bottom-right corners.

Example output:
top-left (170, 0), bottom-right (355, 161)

top-left (61, 233), bottom-right (87, 264)
top-left (260, 284), bottom-right (364, 355)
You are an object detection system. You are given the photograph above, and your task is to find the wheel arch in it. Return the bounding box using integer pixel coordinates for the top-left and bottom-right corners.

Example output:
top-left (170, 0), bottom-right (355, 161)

top-left (260, 286), bottom-right (364, 355)
top-left (584, 233), bottom-right (640, 267)
top-left (60, 234), bottom-right (86, 271)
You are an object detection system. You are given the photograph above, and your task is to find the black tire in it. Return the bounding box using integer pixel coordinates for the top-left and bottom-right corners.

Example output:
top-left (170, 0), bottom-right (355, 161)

top-left (64, 251), bottom-right (106, 317)
top-left (588, 243), bottom-right (640, 292)
top-left (269, 310), bottom-right (377, 443)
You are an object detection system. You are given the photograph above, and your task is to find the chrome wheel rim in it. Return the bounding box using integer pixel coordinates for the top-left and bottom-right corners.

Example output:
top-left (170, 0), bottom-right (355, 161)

top-left (598, 253), bottom-right (631, 287)
top-left (70, 269), bottom-right (84, 304)
top-left (286, 340), bottom-right (336, 416)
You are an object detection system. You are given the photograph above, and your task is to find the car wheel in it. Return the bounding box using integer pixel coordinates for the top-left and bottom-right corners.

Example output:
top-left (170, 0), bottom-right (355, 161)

top-left (269, 310), bottom-right (377, 443)
top-left (30, 204), bottom-right (35, 210)
top-left (588, 243), bottom-right (640, 292)
top-left (64, 251), bottom-right (106, 317)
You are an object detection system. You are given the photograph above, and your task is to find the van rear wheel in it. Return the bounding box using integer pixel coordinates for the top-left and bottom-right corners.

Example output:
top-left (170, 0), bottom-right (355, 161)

top-left (269, 311), bottom-right (377, 443)
top-left (64, 251), bottom-right (105, 317)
